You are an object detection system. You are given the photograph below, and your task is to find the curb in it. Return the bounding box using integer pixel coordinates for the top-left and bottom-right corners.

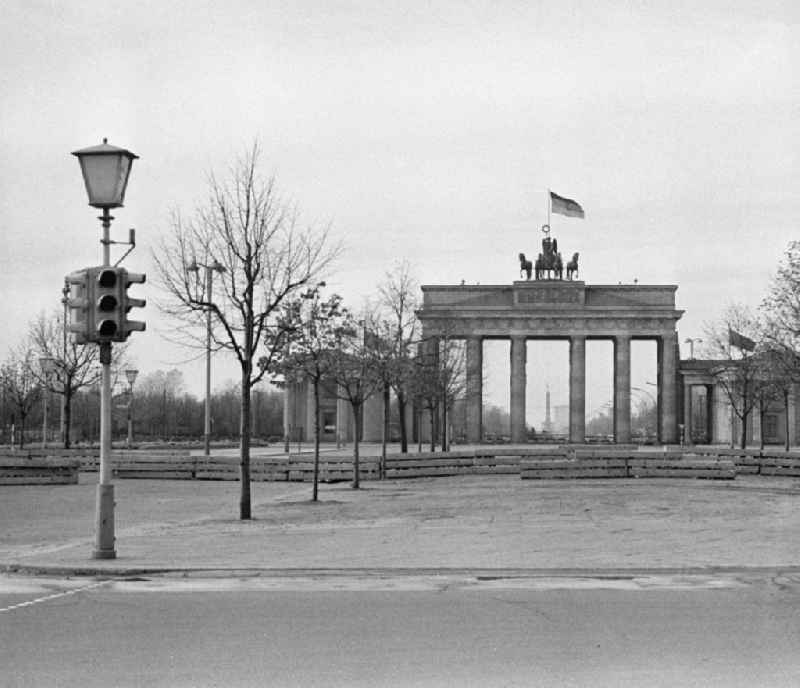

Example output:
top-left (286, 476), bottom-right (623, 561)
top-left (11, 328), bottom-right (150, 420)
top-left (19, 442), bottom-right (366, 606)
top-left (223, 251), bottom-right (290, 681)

top-left (4, 563), bottom-right (800, 579)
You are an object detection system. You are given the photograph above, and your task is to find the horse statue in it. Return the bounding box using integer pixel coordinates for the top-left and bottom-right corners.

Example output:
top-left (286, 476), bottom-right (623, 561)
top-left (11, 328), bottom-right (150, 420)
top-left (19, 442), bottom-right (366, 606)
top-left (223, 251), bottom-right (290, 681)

top-left (518, 252), bottom-right (532, 280)
top-left (566, 252), bottom-right (579, 280)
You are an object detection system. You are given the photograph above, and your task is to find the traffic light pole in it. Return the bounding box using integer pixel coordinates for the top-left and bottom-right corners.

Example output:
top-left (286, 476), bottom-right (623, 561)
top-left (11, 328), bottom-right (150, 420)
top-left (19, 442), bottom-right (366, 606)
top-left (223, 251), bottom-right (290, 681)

top-left (204, 267), bottom-right (213, 457)
top-left (94, 208), bottom-right (116, 559)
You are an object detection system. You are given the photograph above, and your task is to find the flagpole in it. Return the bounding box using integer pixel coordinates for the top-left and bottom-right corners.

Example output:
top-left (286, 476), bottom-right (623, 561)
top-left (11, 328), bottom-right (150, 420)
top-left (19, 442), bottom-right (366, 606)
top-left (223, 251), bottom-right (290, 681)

top-left (546, 188), bottom-right (551, 229)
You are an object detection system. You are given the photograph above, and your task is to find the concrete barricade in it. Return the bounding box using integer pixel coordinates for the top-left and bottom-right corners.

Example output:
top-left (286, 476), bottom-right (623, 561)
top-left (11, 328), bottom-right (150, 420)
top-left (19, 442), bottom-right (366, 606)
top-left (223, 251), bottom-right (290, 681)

top-left (520, 448), bottom-right (736, 480)
top-left (0, 454), bottom-right (80, 485)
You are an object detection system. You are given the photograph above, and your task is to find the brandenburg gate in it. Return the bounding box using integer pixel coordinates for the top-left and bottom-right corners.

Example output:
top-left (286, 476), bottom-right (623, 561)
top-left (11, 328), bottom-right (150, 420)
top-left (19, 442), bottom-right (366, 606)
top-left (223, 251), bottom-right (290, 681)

top-left (416, 280), bottom-right (684, 444)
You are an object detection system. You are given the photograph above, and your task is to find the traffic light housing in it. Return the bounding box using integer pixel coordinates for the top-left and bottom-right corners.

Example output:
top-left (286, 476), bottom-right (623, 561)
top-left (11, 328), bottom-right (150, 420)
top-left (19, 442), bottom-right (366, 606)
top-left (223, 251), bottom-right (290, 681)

top-left (65, 266), bottom-right (145, 343)
top-left (92, 267), bottom-right (123, 342)
top-left (121, 269), bottom-right (146, 339)
top-left (66, 269), bottom-right (91, 344)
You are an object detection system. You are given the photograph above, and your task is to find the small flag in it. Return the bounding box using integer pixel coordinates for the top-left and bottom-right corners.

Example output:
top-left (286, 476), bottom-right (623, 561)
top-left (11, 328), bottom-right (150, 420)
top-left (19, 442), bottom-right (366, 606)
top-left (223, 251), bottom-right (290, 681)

top-left (728, 328), bottom-right (755, 352)
top-left (550, 191), bottom-right (585, 219)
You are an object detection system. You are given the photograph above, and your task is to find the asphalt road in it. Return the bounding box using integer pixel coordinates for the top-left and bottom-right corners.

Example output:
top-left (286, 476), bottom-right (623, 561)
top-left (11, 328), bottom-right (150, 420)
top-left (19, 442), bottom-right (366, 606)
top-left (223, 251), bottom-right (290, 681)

top-left (2, 572), bottom-right (799, 688)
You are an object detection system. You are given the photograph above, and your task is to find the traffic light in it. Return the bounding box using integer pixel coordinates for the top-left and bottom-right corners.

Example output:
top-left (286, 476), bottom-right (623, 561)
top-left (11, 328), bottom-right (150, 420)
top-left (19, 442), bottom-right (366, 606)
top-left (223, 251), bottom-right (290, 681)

top-left (65, 269), bottom-right (91, 344)
top-left (120, 269), bottom-right (146, 339)
top-left (91, 267), bottom-right (123, 342)
top-left (65, 266), bottom-right (145, 343)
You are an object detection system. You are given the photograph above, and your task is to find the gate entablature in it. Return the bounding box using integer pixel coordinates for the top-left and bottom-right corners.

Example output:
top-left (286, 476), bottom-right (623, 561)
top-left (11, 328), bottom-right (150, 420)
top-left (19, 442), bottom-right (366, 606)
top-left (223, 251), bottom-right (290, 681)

top-left (418, 281), bottom-right (683, 338)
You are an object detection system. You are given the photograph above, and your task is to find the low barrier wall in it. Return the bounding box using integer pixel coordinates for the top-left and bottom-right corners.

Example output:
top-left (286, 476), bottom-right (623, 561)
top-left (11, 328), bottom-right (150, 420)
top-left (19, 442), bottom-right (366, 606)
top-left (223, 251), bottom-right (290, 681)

top-left (0, 455), bottom-right (80, 485)
top-left (384, 449), bottom-right (522, 479)
top-left (520, 449), bottom-right (736, 480)
top-left (106, 451), bottom-right (380, 483)
top-left (13, 445), bottom-right (796, 483)
top-left (685, 447), bottom-right (800, 477)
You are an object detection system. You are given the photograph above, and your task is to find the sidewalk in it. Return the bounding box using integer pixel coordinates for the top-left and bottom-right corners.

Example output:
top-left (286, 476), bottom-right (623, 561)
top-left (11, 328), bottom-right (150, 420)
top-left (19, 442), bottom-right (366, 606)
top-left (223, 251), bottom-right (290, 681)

top-left (2, 474), bottom-right (799, 576)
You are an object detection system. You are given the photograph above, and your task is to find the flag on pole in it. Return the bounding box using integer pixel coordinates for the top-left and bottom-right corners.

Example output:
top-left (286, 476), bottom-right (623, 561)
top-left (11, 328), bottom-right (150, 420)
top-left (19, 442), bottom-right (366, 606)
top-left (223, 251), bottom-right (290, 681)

top-left (728, 328), bottom-right (755, 352)
top-left (550, 191), bottom-right (585, 219)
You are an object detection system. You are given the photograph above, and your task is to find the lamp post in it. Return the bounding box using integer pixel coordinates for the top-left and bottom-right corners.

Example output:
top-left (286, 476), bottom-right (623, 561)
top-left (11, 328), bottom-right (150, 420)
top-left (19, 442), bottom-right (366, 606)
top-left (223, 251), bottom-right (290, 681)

top-left (39, 355), bottom-right (56, 448)
top-left (187, 258), bottom-right (225, 456)
top-left (125, 368), bottom-right (138, 448)
top-left (684, 337), bottom-right (703, 360)
top-left (60, 281), bottom-right (69, 445)
top-left (72, 138), bottom-right (138, 560)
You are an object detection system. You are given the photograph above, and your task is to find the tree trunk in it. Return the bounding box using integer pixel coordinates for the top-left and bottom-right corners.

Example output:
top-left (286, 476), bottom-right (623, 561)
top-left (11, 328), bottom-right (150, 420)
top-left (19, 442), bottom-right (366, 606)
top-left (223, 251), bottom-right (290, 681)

top-left (397, 390), bottom-right (408, 453)
top-left (313, 378), bottom-right (320, 502)
top-left (441, 397), bottom-right (448, 453)
top-left (417, 406), bottom-right (422, 453)
top-left (429, 405), bottom-right (436, 452)
top-left (352, 402), bottom-right (361, 489)
top-left (739, 412), bottom-right (748, 450)
top-left (63, 380), bottom-right (73, 449)
top-left (381, 383), bottom-right (389, 479)
top-left (758, 400), bottom-right (765, 451)
top-left (784, 390), bottom-right (791, 452)
top-left (239, 369), bottom-right (252, 520)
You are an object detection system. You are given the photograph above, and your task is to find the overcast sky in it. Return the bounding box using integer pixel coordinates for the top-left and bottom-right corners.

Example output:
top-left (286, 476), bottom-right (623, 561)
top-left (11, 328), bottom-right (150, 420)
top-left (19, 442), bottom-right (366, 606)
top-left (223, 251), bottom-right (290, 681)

top-left (1, 1), bottom-right (797, 423)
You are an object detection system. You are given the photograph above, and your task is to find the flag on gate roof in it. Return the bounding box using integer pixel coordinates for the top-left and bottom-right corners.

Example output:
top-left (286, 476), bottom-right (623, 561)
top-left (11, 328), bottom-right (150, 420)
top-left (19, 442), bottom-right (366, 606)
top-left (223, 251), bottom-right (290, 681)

top-left (550, 191), bottom-right (585, 219)
top-left (728, 328), bottom-right (756, 352)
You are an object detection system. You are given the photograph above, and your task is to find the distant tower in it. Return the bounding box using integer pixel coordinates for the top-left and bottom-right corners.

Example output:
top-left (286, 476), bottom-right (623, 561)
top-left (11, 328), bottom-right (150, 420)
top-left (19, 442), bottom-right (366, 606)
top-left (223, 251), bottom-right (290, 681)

top-left (542, 384), bottom-right (553, 434)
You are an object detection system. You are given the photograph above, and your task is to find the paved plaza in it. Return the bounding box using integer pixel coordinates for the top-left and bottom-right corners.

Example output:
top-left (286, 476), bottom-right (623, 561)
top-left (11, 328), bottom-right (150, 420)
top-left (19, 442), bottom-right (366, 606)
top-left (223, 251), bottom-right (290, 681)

top-left (2, 472), bottom-right (799, 574)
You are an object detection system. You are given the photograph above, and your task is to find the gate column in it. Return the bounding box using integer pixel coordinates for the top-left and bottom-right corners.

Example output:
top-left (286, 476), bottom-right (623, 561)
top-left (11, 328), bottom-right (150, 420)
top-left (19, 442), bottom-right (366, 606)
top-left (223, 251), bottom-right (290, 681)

top-left (683, 382), bottom-right (693, 445)
top-left (569, 335), bottom-right (586, 443)
top-left (659, 332), bottom-right (679, 443)
top-left (510, 336), bottom-right (527, 443)
top-left (465, 336), bottom-right (483, 443)
top-left (613, 335), bottom-right (631, 443)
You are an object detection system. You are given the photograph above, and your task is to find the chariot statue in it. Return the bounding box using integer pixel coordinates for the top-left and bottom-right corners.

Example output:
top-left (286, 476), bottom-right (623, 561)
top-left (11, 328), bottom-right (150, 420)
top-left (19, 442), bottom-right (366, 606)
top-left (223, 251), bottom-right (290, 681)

top-left (518, 225), bottom-right (579, 281)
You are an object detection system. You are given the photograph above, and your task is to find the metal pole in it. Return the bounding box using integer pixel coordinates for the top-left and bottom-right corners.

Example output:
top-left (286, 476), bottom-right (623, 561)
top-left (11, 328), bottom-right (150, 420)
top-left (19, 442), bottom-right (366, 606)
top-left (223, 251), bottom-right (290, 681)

top-left (41, 378), bottom-right (48, 449)
top-left (61, 282), bottom-right (68, 445)
top-left (204, 266), bottom-right (212, 457)
top-left (94, 207), bottom-right (115, 559)
top-left (126, 383), bottom-right (133, 448)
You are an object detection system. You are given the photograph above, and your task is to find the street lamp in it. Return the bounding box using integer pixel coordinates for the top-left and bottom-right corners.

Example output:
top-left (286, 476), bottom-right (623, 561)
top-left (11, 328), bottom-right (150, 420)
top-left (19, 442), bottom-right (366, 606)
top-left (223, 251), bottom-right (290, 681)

top-left (38, 355), bottom-right (56, 448)
top-left (631, 385), bottom-right (657, 442)
top-left (125, 368), bottom-right (138, 448)
top-left (684, 337), bottom-right (703, 360)
top-left (187, 258), bottom-right (225, 456)
top-left (73, 138), bottom-right (138, 560)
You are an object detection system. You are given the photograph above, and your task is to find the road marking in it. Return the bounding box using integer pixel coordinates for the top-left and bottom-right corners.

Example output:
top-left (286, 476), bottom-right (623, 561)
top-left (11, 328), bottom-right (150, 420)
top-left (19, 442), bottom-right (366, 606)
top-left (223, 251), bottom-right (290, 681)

top-left (0, 579), bottom-right (111, 614)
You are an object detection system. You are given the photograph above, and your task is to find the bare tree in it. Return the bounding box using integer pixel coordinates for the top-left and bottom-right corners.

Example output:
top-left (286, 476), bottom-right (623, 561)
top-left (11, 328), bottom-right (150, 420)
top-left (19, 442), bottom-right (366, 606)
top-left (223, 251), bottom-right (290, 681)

top-left (761, 241), bottom-right (800, 448)
top-left (704, 304), bottom-right (766, 449)
top-left (272, 284), bottom-right (345, 500)
top-left (377, 260), bottom-right (420, 453)
top-left (27, 309), bottom-right (124, 448)
top-left (135, 369), bottom-right (186, 439)
top-left (763, 241), bottom-right (800, 349)
top-left (155, 144), bottom-right (339, 519)
top-left (326, 312), bottom-right (382, 488)
top-left (1, 346), bottom-right (40, 448)
top-left (411, 332), bottom-right (466, 452)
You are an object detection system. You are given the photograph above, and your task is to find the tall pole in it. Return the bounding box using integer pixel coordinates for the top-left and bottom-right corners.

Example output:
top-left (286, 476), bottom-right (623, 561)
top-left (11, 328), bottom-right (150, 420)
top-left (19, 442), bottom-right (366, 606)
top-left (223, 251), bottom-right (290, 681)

top-left (61, 281), bottom-right (68, 445)
top-left (126, 383), bottom-right (133, 448)
top-left (204, 266), bottom-right (213, 457)
top-left (95, 207), bottom-right (115, 559)
top-left (41, 377), bottom-right (48, 449)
